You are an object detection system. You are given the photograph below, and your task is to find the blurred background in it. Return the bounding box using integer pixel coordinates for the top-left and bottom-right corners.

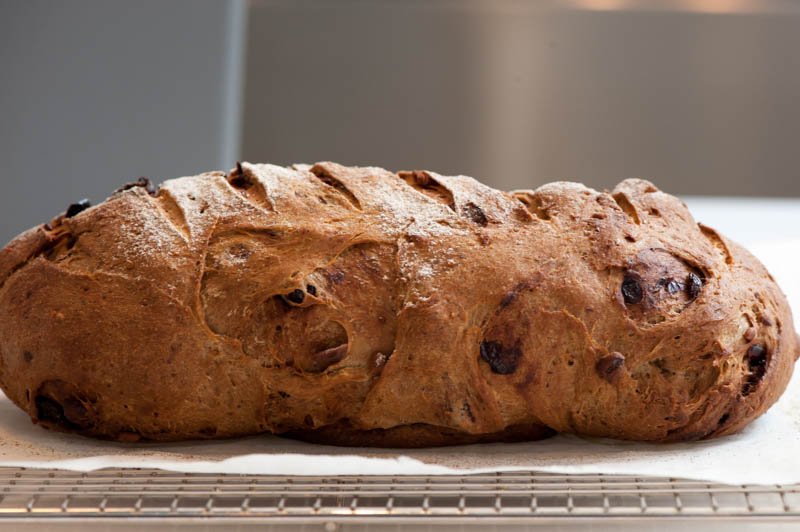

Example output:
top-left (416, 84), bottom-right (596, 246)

top-left (2, 0), bottom-right (800, 245)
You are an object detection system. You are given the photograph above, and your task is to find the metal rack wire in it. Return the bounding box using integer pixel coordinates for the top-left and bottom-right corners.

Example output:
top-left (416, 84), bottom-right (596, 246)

top-left (0, 468), bottom-right (798, 526)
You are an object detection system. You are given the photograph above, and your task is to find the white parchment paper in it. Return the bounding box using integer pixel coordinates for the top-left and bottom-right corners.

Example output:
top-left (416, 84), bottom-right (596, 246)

top-left (0, 239), bottom-right (798, 485)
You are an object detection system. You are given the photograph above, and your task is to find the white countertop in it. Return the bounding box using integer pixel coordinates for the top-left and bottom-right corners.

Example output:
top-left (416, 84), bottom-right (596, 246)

top-left (684, 197), bottom-right (800, 247)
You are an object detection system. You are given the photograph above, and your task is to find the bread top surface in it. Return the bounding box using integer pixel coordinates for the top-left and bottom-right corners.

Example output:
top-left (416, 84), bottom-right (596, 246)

top-left (0, 162), bottom-right (796, 445)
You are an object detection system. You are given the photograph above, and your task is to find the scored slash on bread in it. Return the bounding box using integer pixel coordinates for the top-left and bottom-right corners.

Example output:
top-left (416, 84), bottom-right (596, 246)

top-left (0, 163), bottom-right (797, 447)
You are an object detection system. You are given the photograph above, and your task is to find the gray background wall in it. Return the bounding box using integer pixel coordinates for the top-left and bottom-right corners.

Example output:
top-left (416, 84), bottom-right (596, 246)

top-left (0, 0), bottom-right (246, 246)
top-left (2, 0), bottom-right (800, 247)
top-left (243, 0), bottom-right (800, 196)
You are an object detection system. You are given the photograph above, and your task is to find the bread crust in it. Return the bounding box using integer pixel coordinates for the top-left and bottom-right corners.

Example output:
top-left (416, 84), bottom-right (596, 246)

top-left (0, 163), bottom-right (796, 446)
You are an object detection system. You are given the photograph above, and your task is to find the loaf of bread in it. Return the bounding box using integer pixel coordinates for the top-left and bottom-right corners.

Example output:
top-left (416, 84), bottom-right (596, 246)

top-left (0, 162), bottom-right (796, 447)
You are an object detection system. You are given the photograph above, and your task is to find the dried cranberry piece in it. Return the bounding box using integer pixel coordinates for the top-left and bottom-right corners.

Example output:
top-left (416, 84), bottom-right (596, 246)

top-left (596, 352), bottom-right (625, 383)
top-left (621, 274), bottom-right (643, 305)
top-left (65, 199), bottom-right (91, 218)
top-left (462, 202), bottom-right (488, 226)
top-left (666, 279), bottom-right (682, 294)
top-left (686, 272), bottom-right (703, 300)
top-left (480, 341), bottom-right (521, 375)
top-left (283, 289), bottom-right (305, 304)
top-left (742, 344), bottom-right (768, 395)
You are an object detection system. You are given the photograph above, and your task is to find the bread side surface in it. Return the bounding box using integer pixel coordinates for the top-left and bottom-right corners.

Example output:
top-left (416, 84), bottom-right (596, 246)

top-left (0, 163), bottom-right (796, 446)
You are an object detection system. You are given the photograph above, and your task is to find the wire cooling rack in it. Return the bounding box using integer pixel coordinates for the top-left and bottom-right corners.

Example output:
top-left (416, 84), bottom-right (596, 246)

top-left (0, 468), bottom-right (798, 529)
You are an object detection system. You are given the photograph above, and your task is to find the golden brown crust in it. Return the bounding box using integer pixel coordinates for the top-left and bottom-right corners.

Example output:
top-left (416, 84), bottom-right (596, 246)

top-left (0, 163), bottom-right (796, 447)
